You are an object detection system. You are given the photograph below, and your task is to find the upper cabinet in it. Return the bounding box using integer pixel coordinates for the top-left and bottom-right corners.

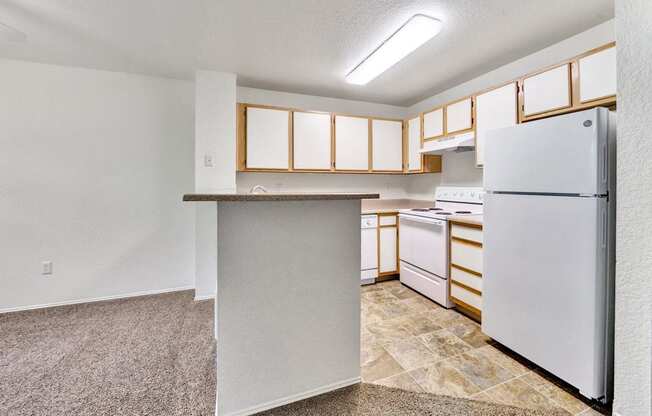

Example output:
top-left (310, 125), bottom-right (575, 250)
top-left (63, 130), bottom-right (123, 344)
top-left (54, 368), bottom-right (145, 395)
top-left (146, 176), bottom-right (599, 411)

top-left (406, 117), bottom-right (422, 172)
top-left (423, 107), bottom-right (444, 140)
top-left (293, 111), bottom-right (332, 170)
top-left (578, 44), bottom-right (616, 104)
top-left (521, 63), bottom-right (572, 119)
top-left (372, 119), bottom-right (403, 172)
top-left (335, 115), bottom-right (369, 171)
top-left (245, 106), bottom-right (290, 170)
top-left (446, 98), bottom-right (473, 134)
top-left (475, 82), bottom-right (518, 167)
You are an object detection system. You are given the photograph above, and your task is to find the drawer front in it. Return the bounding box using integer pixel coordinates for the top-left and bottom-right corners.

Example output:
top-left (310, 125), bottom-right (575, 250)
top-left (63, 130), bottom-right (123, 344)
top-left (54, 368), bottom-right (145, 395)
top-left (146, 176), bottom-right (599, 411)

top-left (451, 265), bottom-right (482, 292)
top-left (451, 224), bottom-right (483, 244)
top-left (451, 240), bottom-right (483, 274)
top-left (400, 261), bottom-right (452, 308)
top-left (451, 283), bottom-right (482, 311)
top-left (379, 215), bottom-right (397, 226)
top-left (361, 215), bottom-right (378, 228)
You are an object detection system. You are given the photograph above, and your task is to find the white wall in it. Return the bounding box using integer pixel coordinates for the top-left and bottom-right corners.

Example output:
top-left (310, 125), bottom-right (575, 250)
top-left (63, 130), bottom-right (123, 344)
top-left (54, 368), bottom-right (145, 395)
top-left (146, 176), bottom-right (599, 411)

top-left (0, 60), bottom-right (196, 312)
top-left (194, 71), bottom-right (237, 300)
top-left (405, 19), bottom-right (615, 190)
top-left (613, 2), bottom-right (652, 415)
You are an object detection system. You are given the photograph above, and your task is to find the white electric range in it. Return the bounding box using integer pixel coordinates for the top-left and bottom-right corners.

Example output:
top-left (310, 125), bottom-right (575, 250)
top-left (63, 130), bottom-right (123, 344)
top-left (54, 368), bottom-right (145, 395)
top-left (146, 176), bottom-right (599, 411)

top-left (398, 187), bottom-right (483, 308)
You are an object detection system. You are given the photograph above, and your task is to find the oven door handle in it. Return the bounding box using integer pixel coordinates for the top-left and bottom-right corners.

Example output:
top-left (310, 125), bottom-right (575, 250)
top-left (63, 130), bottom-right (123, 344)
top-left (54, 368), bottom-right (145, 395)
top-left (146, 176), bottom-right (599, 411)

top-left (398, 214), bottom-right (445, 226)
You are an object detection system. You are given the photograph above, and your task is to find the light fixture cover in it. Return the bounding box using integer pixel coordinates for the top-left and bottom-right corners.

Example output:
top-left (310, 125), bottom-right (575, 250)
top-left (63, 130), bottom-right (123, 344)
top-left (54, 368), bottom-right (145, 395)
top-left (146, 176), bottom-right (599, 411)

top-left (346, 14), bottom-right (442, 85)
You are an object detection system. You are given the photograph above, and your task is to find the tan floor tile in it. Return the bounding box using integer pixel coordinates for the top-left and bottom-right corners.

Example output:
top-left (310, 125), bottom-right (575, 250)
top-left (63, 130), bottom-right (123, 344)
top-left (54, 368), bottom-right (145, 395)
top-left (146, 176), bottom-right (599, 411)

top-left (373, 371), bottom-right (424, 392)
top-left (419, 329), bottom-right (473, 361)
top-left (361, 342), bottom-right (405, 382)
top-left (383, 336), bottom-right (440, 371)
top-left (401, 312), bottom-right (443, 336)
top-left (484, 377), bottom-right (559, 411)
top-left (447, 349), bottom-right (514, 390)
top-left (362, 290), bottom-right (396, 304)
top-left (380, 299), bottom-right (414, 318)
top-left (386, 284), bottom-right (419, 300)
top-left (428, 308), bottom-right (468, 328)
top-left (447, 319), bottom-right (492, 348)
top-left (409, 361), bottom-right (481, 398)
top-left (521, 371), bottom-right (588, 414)
top-left (362, 303), bottom-right (390, 324)
top-left (361, 284), bottom-right (384, 293)
top-left (365, 320), bottom-right (412, 345)
top-left (577, 407), bottom-right (608, 415)
top-left (475, 345), bottom-right (530, 376)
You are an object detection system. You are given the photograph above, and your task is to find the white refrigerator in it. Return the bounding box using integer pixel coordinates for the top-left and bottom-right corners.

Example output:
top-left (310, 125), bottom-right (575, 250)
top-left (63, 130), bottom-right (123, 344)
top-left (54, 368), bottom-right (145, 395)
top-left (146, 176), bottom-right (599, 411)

top-left (482, 108), bottom-right (615, 403)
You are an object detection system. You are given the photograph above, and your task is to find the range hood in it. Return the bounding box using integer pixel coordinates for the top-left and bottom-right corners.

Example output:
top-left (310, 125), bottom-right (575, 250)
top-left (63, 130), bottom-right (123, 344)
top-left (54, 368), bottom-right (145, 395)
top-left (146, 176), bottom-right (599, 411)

top-left (420, 131), bottom-right (475, 154)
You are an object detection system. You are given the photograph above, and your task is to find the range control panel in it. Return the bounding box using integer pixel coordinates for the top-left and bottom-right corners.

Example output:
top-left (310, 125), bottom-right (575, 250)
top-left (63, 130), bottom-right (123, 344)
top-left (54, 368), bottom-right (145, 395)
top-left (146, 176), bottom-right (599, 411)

top-left (435, 187), bottom-right (484, 204)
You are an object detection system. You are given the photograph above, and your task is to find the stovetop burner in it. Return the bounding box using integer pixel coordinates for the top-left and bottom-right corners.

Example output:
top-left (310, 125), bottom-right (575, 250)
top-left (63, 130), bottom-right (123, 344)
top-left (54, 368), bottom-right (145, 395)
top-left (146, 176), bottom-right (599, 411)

top-left (437, 212), bottom-right (452, 215)
top-left (428, 208), bottom-right (443, 211)
top-left (412, 208), bottom-right (430, 212)
top-left (455, 210), bottom-right (472, 214)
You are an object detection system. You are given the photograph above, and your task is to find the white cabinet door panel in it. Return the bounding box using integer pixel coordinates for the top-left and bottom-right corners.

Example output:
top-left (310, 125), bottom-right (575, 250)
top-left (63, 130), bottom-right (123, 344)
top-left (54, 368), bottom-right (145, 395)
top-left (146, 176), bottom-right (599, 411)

top-left (246, 107), bottom-right (289, 169)
top-left (379, 226), bottom-right (397, 273)
top-left (446, 98), bottom-right (473, 133)
top-left (523, 64), bottom-right (571, 116)
top-left (407, 117), bottom-right (422, 171)
top-left (579, 46), bottom-right (616, 103)
top-left (423, 108), bottom-right (444, 139)
top-left (293, 112), bottom-right (331, 170)
top-left (475, 83), bottom-right (518, 166)
top-left (372, 119), bottom-right (403, 171)
top-left (335, 116), bottom-right (369, 170)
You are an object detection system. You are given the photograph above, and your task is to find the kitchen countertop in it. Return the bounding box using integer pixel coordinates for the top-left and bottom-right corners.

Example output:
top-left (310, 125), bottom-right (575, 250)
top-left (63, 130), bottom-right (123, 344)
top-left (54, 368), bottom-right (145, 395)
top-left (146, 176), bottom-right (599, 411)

top-left (183, 192), bottom-right (380, 202)
top-left (448, 214), bottom-right (483, 226)
top-left (361, 198), bottom-right (433, 214)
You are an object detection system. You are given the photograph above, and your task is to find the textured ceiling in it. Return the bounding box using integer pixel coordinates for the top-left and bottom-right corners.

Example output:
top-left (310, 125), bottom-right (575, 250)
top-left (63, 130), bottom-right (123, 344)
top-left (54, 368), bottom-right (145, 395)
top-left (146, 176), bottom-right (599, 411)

top-left (0, 0), bottom-right (614, 106)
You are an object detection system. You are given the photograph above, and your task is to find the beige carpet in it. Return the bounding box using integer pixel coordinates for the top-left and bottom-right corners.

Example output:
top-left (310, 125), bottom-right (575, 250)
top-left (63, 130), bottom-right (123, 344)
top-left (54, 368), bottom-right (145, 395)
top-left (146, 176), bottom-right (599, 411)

top-left (1, 291), bottom-right (570, 415)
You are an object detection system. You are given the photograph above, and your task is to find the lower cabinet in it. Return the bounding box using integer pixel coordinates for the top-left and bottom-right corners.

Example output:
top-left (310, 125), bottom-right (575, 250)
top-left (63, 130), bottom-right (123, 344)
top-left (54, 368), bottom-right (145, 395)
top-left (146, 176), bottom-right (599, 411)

top-left (361, 215), bottom-right (378, 284)
top-left (449, 221), bottom-right (483, 321)
top-left (378, 214), bottom-right (399, 279)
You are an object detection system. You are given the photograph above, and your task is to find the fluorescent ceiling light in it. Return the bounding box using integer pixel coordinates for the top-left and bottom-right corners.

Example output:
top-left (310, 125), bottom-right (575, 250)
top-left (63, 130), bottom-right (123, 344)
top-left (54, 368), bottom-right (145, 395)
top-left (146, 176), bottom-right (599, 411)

top-left (346, 14), bottom-right (442, 85)
top-left (0, 21), bottom-right (27, 42)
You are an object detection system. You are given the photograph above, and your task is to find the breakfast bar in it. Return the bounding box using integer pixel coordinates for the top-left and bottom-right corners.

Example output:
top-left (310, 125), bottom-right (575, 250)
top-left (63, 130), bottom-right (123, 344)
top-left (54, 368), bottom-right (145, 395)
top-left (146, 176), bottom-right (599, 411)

top-left (183, 192), bottom-right (379, 416)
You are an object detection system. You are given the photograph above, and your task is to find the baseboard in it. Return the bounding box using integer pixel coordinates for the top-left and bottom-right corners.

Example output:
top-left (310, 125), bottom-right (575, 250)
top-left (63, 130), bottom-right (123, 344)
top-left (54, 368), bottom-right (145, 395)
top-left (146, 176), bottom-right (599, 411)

top-left (0, 285), bottom-right (195, 314)
top-left (194, 293), bottom-right (215, 301)
top-left (223, 376), bottom-right (361, 416)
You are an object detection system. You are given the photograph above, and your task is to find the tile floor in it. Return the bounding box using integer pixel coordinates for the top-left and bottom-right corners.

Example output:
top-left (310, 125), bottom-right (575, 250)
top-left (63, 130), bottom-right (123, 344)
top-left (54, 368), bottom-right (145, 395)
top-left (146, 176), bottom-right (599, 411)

top-left (361, 280), bottom-right (610, 416)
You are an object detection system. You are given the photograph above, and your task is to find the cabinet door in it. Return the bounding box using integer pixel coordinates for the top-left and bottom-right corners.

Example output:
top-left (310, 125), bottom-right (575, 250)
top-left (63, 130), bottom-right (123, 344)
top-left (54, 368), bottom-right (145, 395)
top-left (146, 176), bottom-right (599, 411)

top-left (579, 45), bottom-right (616, 104)
top-left (379, 226), bottom-right (398, 274)
top-left (246, 107), bottom-right (290, 169)
top-left (522, 64), bottom-right (571, 117)
top-left (423, 107), bottom-right (444, 140)
top-left (293, 111), bottom-right (331, 170)
top-left (475, 83), bottom-right (518, 167)
top-left (407, 117), bottom-right (422, 172)
top-left (446, 98), bottom-right (473, 134)
top-left (335, 116), bottom-right (369, 170)
top-left (372, 119), bottom-right (403, 171)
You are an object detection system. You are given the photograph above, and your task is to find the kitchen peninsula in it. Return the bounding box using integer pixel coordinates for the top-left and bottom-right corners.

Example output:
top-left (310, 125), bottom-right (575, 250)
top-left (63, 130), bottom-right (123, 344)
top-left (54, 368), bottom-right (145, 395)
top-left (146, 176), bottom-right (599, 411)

top-left (183, 192), bottom-right (379, 416)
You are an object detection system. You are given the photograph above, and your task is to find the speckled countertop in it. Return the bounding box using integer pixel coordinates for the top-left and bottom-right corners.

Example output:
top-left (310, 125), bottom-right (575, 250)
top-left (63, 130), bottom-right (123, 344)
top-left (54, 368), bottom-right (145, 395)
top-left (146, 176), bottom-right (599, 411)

top-left (361, 198), bottom-right (433, 214)
top-left (183, 192), bottom-right (379, 202)
top-left (448, 214), bottom-right (483, 226)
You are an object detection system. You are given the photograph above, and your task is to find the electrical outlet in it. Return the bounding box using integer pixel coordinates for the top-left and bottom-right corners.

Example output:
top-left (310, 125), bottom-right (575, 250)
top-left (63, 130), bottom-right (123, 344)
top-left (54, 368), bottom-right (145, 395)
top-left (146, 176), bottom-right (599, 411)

top-left (204, 154), bottom-right (215, 167)
top-left (42, 261), bottom-right (53, 275)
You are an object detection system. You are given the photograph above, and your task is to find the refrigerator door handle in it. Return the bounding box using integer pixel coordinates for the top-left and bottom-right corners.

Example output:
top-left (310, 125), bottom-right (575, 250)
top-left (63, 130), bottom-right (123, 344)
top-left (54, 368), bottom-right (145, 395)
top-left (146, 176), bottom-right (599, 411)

top-left (602, 207), bottom-right (607, 248)
top-left (602, 143), bottom-right (608, 185)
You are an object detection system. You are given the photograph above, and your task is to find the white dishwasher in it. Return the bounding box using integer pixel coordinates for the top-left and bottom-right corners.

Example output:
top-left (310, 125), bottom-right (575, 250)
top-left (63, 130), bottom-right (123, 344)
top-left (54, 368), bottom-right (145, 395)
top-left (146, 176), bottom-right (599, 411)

top-left (360, 215), bottom-right (378, 285)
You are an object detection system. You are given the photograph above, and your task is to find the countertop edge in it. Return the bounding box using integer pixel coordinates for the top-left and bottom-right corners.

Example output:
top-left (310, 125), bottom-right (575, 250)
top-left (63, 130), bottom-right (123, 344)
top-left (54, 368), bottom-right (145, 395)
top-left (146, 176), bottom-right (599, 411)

top-left (183, 193), bottom-right (380, 202)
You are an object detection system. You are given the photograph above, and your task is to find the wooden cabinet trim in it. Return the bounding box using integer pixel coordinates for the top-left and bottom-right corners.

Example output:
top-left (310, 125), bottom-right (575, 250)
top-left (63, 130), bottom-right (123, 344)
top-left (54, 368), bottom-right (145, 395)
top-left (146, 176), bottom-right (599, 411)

top-left (451, 279), bottom-right (482, 296)
top-left (451, 263), bottom-right (482, 277)
top-left (451, 236), bottom-right (483, 248)
top-left (574, 42), bottom-right (617, 105)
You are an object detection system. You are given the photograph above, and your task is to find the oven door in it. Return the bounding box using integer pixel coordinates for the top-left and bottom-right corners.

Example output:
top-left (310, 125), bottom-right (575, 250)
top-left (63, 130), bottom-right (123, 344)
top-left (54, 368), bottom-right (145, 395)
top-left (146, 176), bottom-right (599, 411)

top-left (398, 214), bottom-right (448, 279)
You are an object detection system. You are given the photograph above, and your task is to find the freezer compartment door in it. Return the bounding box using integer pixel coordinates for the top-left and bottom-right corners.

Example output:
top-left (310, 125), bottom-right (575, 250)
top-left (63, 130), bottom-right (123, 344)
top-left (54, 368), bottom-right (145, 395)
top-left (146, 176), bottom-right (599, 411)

top-left (482, 193), bottom-right (608, 399)
top-left (484, 108), bottom-right (609, 195)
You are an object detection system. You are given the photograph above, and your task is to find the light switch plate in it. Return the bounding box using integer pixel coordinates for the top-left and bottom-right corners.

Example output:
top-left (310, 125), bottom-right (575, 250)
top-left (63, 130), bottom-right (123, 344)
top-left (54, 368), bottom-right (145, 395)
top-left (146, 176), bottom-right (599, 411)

top-left (42, 261), bottom-right (53, 275)
top-left (204, 154), bottom-right (215, 167)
